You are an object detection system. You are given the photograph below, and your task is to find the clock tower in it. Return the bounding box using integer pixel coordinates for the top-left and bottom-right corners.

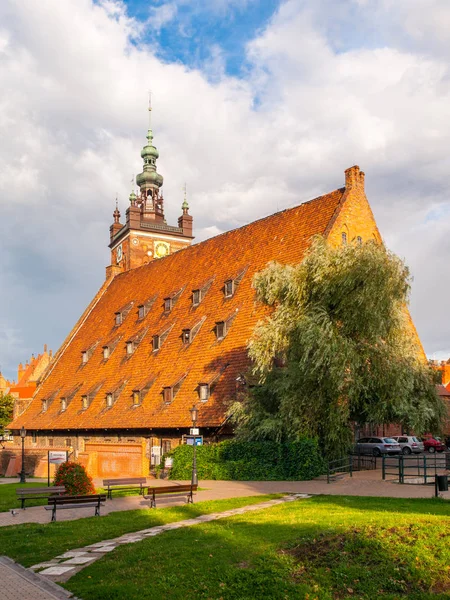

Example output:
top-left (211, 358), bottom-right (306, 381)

top-left (107, 107), bottom-right (194, 278)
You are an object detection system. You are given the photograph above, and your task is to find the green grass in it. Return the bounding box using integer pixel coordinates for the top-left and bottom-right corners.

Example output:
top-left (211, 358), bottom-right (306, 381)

top-left (0, 482), bottom-right (50, 511)
top-left (0, 495), bottom-right (281, 567)
top-left (63, 495), bottom-right (450, 600)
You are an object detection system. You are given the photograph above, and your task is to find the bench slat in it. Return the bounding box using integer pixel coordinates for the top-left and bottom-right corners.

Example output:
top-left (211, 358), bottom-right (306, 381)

top-left (144, 484), bottom-right (197, 508)
top-left (46, 494), bottom-right (106, 521)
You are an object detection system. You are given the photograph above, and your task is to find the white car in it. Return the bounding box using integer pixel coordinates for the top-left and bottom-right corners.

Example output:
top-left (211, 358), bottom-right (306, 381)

top-left (391, 436), bottom-right (424, 454)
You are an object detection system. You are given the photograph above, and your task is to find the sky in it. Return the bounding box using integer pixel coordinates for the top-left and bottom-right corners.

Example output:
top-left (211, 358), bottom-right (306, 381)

top-left (0, 0), bottom-right (449, 381)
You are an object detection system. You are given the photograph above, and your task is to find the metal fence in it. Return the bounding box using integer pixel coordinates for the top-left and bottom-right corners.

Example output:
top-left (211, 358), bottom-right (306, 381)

top-left (382, 452), bottom-right (450, 484)
top-left (327, 453), bottom-right (377, 483)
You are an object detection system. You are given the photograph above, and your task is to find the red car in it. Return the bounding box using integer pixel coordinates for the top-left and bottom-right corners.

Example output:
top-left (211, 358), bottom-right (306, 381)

top-left (423, 438), bottom-right (446, 453)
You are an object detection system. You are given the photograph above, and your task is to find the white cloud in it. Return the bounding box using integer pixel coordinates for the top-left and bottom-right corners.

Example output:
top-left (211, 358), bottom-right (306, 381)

top-left (0, 0), bottom-right (449, 379)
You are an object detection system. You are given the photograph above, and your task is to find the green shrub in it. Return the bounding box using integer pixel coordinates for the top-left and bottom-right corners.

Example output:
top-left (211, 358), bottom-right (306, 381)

top-left (53, 461), bottom-right (95, 495)
top-left (169, 439), bottom-right (324, 481)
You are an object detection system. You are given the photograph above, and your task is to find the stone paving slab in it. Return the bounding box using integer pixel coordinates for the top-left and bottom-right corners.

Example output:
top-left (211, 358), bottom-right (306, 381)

top-left (0, 556), bottom-right (76, 599)
top-left (31, 494), bottom-right (310, 584)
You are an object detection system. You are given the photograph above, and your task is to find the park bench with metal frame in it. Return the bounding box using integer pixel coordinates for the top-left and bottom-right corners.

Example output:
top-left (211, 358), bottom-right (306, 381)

top-left (45, 494), bottom-right (106, 522)
top-left (144, 484), bottom-right (197, 508)
top-left (16, 486), bottom-right (66, 509)
top-left (102, 477), bottom-right (147, 499)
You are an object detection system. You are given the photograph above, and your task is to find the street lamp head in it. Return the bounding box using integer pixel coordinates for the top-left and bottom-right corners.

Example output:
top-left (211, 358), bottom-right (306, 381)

top-left (189, 405), bottom-right (198, 424)
top-left (20, 426), bottom-right (26, 439)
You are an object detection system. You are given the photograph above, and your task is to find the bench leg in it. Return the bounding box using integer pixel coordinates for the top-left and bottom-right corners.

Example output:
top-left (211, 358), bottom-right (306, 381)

top-left (95, 504), bottom-right (100, 517)
top-left (21, 498), bottom-right (25, 510)
top-left (51, 506), bottom-right (56, 522)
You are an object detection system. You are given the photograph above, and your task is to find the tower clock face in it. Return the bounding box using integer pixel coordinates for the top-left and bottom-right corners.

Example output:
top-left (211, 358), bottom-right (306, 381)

top-left (116, 244), bottom-right (123, 263)
top-left (154, 241), bottom-right (170, 259)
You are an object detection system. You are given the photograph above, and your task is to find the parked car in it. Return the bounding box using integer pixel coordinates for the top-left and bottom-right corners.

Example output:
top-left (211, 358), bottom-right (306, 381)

top-left (391, 436), bottom-right (424, 455)
top-left (355, 437), bottom-right (401, 456)
top-left (423, 437), bottom-right (446, 453)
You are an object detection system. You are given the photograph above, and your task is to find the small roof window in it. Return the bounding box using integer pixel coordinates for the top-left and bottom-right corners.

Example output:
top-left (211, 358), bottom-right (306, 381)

top-left (198, 383), bottom-right (210, 402)
top-left (192, 290), bottom-right (201, 306)
top-left (224, 280), bottom-right (234, 298)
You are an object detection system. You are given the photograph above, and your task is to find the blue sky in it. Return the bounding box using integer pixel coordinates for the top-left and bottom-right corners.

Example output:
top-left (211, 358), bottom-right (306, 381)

top-left (122, 0), bottom-right (281, 77)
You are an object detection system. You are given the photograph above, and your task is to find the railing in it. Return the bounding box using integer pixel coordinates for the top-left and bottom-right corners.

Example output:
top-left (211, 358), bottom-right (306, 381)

top-left (382, 452), bottom-right (450, 484)
top-left (327, 453), bottom-right (377, 483)
top-left (327, 456), bottom-right (353, 484)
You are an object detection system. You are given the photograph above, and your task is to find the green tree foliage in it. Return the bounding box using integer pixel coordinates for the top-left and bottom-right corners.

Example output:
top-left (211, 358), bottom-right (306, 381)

top-left (234, 237), bottom-right (445, 457)
top-left (0, 393), bottom-right (15, 434)
top-left (53, 462), bottom-right (95, 495)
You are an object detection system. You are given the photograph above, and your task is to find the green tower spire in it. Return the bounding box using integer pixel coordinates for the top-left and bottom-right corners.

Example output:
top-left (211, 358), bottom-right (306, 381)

top-left (136, 98), bottom-right (164, 195)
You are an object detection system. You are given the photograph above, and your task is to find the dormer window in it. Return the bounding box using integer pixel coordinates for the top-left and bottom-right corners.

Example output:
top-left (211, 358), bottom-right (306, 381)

top-left (138, 305), bottom-right (145, 320)
top-left (132, 390), bottom-right (141, 406)
top-left (126, 340), bottom-right (134, 355)
top-left (61, 398), bottom-right (67, 412)
top-left (342, 232), bottom-right (347, 245)
top-left (182, 329), bottom-right (191, 345)
top-left (198, 383), bottom-right (210, 402)
top-left (357, 236), bottom-right (362, 245)
top-left (103, 346), bottom-right (110, 360)
top-left (153, 335), bottom-right (160, 351)
top-left (224, 280), bottom-right (234, 298)
top-left (115, 312), bottom-right (122, 326)
top-left (81, 395), bottom-right (88, 410)
top-left (164, 298), bottom-right (172, 312)
top-left (216, 321), bottom-right (226, 340)
top-left (81, 351), bottom-right (88, 364)
top-left (42, 399), bottom-right (48, 413)
top-left (106, 392), bottom-right (113, 408)
top-left (192, 290), bottom-right (201, 306)
top-left (163, 387), bottom-right (173, 403)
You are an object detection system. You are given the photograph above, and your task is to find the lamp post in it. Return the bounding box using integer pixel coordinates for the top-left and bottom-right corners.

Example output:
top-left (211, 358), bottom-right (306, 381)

top-left (19, 426), bottom-right (26, 484)
top-left (189, 405), bottom-right (198, 486)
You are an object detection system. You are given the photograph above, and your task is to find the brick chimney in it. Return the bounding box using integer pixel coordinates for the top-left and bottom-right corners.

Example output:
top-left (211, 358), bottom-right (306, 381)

top-left (345, 165), bottom-right (365, 190)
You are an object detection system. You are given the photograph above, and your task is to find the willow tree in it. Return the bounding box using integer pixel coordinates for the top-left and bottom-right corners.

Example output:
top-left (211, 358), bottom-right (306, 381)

top-left (234, 237), bottom-right (445, 457)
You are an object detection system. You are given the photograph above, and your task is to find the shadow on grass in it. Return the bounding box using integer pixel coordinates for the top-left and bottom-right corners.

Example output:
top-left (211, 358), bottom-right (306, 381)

top-left (64, 498), bottom-right (450, 600)
top-left (310, 494), bottom-right (450, 518)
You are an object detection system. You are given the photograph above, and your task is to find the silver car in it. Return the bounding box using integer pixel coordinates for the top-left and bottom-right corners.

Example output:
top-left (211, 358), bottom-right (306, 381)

top-left (391, 435), bottom-right (424, 455)
top-left (355, 437), bottom-right (402, 456)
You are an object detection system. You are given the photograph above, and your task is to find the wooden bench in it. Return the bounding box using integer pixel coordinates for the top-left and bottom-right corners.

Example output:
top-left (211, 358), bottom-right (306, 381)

top-left (102, 477), bottom-right (147, 500)
top-left (16, 486), bottom-right (66, 510)
top-left (144, 484), bottom-right (197, 508)
top-left (45, 494), bottom-right (107, 522)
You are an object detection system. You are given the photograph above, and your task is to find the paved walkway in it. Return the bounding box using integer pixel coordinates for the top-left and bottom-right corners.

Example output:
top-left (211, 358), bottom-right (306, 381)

top-left (29, 494), bottom-right (310, 584)
top-left (0, 556), bottom-right (77, 599)
top-left (1, 469), bottom-right (449, 527)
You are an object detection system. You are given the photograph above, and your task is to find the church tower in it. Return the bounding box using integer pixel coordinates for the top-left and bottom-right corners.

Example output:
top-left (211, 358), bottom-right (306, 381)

top-left (107, 106), bottom-right (194, 277)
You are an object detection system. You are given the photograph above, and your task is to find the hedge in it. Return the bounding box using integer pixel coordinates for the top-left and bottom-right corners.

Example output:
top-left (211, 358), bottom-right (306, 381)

top-left (168, 439), bottom-right (324, 481)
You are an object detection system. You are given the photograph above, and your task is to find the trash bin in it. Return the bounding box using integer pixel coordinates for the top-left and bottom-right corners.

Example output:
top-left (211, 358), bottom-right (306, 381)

top-left (436, 475), bottom-right (448, 492)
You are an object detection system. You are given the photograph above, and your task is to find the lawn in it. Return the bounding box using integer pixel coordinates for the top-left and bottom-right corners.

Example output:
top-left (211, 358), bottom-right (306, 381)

top-left (0, 482), bottom-right (50, 511)
top-left (64, 495), bottom-right (450, 600)
top-left (0, 495), bottom-right (281, 567)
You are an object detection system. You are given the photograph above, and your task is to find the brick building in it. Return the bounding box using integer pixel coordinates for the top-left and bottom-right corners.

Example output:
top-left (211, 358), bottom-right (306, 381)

top-left (6, 115), bottom-right (425, 478)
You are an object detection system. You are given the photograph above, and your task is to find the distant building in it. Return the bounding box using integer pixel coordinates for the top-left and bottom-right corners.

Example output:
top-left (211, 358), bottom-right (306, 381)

top-left (4, 345), bottom-right (54, 419)
top-left (7, 112), bottom-right (425, 478)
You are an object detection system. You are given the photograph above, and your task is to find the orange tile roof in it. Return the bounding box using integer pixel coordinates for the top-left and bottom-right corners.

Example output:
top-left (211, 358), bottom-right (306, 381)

top-left (9, 187), bottom-right (345, 431)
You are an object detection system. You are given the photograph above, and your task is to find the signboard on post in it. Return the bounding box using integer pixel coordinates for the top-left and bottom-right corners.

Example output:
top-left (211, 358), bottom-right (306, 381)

top-left (185, 436), bottom-right (203, 446)
top-left (48, 450), bottom-right (68, 487)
